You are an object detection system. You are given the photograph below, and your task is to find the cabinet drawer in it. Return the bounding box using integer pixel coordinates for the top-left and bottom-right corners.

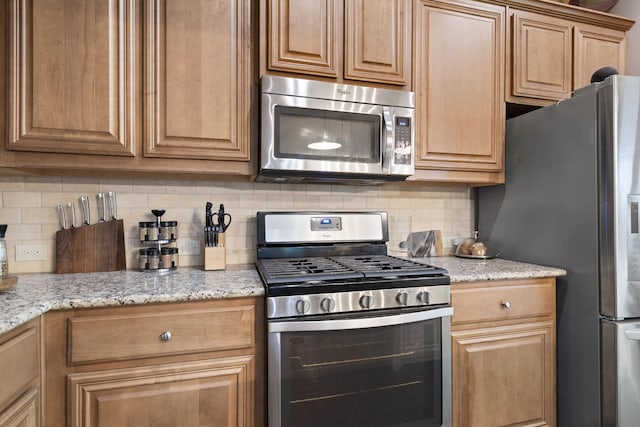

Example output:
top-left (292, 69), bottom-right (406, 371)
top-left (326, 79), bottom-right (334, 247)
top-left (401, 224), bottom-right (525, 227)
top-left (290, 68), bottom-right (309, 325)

top-left (0, 325), bottom-right (39, 412)
top-left (69, 305), bottom-right (255, 364)
top-left (451, 279), bottom-right (554, 325)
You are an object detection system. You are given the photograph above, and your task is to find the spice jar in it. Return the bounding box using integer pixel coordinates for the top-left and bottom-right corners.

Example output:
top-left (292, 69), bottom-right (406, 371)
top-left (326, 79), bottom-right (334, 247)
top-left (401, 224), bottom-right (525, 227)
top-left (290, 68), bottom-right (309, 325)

top-left (138, 248), bottom-right (149, 270)
top-left (147, 247), bottom-right (160, 270)
top-left (160, 221), bottom-right (178, 241)
top-left (139, 222), bottom-right (149, 242)
top-left (147, 222), bottom-right (159, 241)
top-left (160, 247), bottom-right (175, 269)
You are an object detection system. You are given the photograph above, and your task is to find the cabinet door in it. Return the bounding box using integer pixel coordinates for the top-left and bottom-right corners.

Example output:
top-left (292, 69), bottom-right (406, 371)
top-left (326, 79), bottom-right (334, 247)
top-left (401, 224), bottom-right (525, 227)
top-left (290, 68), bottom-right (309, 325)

top-left (145, 0), bottom-right (251, 161)
top-left (0, 389), bottom-right (38, 427)
top-left (573, 23), bottom-right (626, 90)
top-left (344, 0), bottom-right (412, 86)
top-left (451, 321), bottom-right (556, 427)
top-left (414, 0), bottom-right (505, 173)
top-left (67, 356), bottom-right (254, 427)
top-left (510, 10), bottom-right (572, 102)
top-left (8, 0), bottom-right (137, 156)
top-left (268, 0), bottom-right (342, 77)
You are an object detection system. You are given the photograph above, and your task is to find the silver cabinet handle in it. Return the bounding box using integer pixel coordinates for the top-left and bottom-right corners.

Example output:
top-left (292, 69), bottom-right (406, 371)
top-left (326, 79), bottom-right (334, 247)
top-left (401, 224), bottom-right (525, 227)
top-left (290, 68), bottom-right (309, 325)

top-left (160, 331), bottom-right (172, 342)
top-left (502, 301), bottom-right (511, 309)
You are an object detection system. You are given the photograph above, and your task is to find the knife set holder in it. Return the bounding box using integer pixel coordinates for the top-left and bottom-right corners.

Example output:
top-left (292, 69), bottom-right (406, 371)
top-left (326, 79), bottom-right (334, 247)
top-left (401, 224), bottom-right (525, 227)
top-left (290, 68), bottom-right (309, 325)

top-left (204, 233), bottom-right (226, 271)
top-left (55, 220), bottom-right (126, 274)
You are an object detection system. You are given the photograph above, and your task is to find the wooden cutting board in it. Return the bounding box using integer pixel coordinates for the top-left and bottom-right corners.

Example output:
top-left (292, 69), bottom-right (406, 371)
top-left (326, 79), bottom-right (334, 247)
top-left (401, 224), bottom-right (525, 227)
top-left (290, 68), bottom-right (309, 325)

top-left (55, 220), bottom-right (126, 274)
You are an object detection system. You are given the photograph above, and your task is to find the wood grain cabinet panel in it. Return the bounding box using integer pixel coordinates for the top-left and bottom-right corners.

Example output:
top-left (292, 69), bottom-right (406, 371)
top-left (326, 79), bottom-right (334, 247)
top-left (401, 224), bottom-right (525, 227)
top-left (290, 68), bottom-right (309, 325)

top-left (0, 318), bottom-right (41, 427)
top-left (268, 0), bottom-right (341, 77)
top-left (266, 0), bottom-right (411, 87)
top-left (67, 357), bottom-right (253, 427)
top-left (344, 0), bottom-right (411, 85)
top-left (8, 0), bottom-right (137, 156)
top-left (451, 278), bottom-right (557, 427)
top-left (573, 23), bottom-right (626, 91)
top-left (68, 305), bottom-right (255, 364)
top-left (0, 389), bottom-right (39, 427)
top-left (145, 0), bottom-right (251, 161)
top-left (414, 0), bottom-right (505, 173)
top-left (510, 11), bottom-right (572, 101)
top-left (43, 299), bottom-right (262, 427)
top-left (451, 321), bottom-right (555, 427)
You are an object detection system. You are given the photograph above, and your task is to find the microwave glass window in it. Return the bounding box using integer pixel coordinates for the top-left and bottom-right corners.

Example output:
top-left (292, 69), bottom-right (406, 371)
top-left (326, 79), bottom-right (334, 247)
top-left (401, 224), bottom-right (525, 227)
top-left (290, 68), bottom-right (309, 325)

top-left (275, 106), bottom-right (381, 162)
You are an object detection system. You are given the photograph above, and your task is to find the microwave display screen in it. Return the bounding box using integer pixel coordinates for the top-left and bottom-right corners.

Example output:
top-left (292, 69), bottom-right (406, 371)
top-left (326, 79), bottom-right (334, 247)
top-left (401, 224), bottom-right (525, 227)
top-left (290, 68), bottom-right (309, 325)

top-left (274, 106), bottom-right (381, 162)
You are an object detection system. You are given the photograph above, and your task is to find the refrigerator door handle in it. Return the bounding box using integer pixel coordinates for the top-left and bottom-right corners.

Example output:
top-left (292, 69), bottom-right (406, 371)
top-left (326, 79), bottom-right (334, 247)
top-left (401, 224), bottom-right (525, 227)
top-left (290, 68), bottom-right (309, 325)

top-left (624, 329), bottom-right (640, 340)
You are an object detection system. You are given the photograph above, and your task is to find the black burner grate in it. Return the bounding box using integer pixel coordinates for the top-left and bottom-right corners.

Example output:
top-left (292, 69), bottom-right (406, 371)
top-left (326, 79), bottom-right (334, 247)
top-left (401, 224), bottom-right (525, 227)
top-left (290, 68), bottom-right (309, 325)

top-left (259, 257), bottom-right (363, 284)
top-left (333, 255), bottom-right (441, 278)
top-left (258, 255), bottom-right (444, 284)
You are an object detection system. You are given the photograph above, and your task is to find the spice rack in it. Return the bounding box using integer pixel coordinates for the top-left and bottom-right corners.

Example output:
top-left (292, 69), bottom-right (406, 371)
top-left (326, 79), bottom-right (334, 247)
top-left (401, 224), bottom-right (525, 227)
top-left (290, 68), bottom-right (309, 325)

top-left (138, 209), bottom-right (178, 273)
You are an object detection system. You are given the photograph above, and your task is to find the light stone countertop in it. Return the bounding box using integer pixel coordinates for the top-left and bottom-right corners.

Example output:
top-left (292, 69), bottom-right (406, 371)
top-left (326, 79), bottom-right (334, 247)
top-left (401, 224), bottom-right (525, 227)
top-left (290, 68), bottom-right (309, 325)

top-left (0, 257), bottom-right (566, 336)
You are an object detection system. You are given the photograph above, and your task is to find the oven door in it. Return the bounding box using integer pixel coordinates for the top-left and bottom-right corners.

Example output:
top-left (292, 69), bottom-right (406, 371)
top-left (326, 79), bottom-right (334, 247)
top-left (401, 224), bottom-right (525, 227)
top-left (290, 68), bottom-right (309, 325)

top-left (267, 307), bottom-right (452, 427)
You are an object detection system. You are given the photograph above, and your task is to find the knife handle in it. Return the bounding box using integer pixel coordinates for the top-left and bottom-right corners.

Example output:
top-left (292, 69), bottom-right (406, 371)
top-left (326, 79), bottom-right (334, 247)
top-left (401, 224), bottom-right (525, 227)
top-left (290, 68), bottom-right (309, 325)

top-left (67, 202), bottom-right (77, 228)
top-left (78, 196), bottom-right (90, 225)
top-left (96, 193), bottom-right (106, 222)
top-left (107, 192), bottom-right (117, 221)
top-left (57, 205), bottom-right (67, 230)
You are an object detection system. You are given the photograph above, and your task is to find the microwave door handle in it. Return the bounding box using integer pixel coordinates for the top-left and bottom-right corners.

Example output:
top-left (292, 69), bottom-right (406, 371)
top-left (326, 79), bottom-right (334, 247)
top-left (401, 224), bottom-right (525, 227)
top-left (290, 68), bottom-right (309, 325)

top-left (382, 107), bottom-right (394, 171)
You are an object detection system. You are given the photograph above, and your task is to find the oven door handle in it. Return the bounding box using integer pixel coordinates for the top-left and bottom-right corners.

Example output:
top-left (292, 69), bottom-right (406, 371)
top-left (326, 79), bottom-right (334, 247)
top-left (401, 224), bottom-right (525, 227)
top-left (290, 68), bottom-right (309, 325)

top-left (268, 306), bottom-right (453, 333)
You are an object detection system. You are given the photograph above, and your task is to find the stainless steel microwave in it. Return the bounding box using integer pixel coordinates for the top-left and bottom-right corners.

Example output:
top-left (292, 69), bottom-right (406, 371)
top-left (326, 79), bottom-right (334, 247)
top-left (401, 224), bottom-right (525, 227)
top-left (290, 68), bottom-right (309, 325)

top-left (258, 75), bottom-right (415, 184)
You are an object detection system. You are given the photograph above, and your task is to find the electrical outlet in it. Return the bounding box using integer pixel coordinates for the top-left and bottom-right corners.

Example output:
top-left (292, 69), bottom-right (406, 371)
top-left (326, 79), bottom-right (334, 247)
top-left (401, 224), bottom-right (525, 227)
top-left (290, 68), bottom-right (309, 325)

top-left (16, 244), bottom-right (47, 261)
top-left (179, 239), bottom-right (201, 256)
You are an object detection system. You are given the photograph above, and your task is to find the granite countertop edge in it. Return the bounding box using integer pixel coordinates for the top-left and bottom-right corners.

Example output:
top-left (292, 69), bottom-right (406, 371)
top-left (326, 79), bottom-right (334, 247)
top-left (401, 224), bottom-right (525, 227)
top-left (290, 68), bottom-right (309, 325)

top-left (0, 258), bottom-right (567, 336)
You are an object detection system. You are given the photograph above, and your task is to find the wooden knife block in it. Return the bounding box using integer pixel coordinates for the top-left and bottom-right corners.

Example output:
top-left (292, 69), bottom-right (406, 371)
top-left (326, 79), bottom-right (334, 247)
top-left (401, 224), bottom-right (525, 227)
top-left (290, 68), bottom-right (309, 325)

top-left (55, 220), bottom-right (126, 274)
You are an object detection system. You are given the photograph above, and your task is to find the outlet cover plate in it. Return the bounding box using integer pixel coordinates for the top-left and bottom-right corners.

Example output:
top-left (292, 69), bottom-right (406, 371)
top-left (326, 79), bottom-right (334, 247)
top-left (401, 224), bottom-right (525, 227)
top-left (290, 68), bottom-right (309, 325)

top-left (16, 244), bottom-right (47, 261)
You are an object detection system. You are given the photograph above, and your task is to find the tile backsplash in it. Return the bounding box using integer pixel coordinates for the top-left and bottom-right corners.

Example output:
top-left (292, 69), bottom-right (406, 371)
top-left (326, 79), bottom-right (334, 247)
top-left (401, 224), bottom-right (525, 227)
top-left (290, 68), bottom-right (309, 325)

top-left (0, 176), bottom-right (473, 274)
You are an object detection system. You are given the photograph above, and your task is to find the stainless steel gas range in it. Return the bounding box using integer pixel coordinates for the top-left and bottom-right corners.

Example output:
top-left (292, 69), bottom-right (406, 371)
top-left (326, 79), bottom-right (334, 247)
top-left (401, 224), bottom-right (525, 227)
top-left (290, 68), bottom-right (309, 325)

top-left (256, 211), bottom-right (452, 427)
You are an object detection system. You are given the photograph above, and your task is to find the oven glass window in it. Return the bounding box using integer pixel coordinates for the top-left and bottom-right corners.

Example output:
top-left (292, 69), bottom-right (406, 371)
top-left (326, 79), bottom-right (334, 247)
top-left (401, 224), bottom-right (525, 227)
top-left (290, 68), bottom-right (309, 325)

top-left (274, 106), bottom-right (381, 162)
top-left (277, 318), bottom-right (442, 427)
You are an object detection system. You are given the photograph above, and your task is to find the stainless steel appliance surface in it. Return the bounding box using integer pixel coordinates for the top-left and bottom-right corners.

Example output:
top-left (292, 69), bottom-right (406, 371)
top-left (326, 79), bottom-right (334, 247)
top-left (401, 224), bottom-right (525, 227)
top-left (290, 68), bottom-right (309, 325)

top-left (258, 75), bottom-right (415, 184)
top-left (478, 75), bottom-right (640, 427)
top-left (256, 211), bottom-right (452, 427)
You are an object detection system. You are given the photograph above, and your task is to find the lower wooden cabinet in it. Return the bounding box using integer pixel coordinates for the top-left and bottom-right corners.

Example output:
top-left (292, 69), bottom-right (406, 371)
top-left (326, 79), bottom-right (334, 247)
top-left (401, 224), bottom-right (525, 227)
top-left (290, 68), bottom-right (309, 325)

top-left (43, 298), bottom-right (264, 427)
top-left (451, 278), bottom-right (556, 427)
top-left (0, 318), bottom-right (41, 427)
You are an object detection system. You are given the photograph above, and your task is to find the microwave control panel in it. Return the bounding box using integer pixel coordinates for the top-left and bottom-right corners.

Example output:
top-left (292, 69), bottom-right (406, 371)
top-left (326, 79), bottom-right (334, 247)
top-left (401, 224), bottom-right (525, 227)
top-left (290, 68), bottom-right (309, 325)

top-left (394, 117), bottom-right (412, 165)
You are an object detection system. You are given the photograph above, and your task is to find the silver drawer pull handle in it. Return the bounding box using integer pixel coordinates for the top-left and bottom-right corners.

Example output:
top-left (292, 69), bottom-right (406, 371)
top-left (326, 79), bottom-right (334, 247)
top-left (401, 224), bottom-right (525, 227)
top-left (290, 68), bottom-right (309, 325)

top-left (160, 331), bottom-right (172, 342)
top-left (502, 301), bottom-right (511, 309)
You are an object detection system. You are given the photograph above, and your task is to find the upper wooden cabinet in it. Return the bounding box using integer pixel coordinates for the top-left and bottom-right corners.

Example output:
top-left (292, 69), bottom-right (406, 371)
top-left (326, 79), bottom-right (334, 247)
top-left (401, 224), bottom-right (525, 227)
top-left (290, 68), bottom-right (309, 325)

top-left (265, 0), bottom-right (413, 87)
top-left (7, 0), bottom-right (138, 157)
top-left (573, 23), bottom-right (627, 90)
top-left (412, 0), bottom-right (505, 183)
top-left (2, 0), bottom-right (254, 178)
top-left (144, 0), bottom-right (252, 161)
top-left (508, 5), bottom-right (632, 105)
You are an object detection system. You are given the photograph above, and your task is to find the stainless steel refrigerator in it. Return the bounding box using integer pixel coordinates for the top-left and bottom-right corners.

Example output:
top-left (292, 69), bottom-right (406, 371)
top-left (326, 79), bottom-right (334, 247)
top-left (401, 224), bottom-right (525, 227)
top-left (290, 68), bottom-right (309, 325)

top-left (478, 75), bottom-right (640, 427)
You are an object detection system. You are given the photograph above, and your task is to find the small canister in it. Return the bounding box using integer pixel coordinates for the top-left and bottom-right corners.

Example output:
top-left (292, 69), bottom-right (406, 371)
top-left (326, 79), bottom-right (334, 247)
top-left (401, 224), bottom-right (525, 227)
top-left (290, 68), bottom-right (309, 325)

top-left (139, 248), bottom-right (149, 270)
top-left (139, 222), bottom-right (149, 242)
top-left (147, 247), bottom-right (160, 270)
top-left (160, 221), bottom-right (178, 241)
top-left (147, 222), bottom-right (159, 241)
top-left (160, 247), bottom-right (174, 269)
top-left (171, 247), bottom-right (179, 268)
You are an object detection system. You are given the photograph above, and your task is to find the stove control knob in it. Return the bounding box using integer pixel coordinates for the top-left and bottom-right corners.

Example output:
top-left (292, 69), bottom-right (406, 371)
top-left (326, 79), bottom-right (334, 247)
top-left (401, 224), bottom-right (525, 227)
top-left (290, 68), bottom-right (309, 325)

top-left (396, 291), bottom-right (409, 306)
top-left (359, 294), bottom-right (374, 309)
top-left (320, 297), bottom-right (336, 313)
top-left (295, 298), bottom-right (311, 315)
top-left (417, 291), bottom-right (430, 305)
